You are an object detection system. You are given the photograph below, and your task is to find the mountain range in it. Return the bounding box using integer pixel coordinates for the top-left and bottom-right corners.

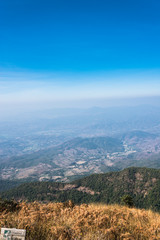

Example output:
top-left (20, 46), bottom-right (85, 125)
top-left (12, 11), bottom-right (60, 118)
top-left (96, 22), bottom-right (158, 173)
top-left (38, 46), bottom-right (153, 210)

top-left (0, 131), bottom-right (160, 182)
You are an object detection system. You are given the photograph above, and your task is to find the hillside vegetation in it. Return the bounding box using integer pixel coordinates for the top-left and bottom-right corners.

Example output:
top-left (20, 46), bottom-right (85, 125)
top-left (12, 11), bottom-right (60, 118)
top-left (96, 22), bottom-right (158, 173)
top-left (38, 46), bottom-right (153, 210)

top-left (0, 179), bottom-right (24, 193)
top-left (1, 167), bottom-right (160, 212)
top-left (0, 201), bottom-right (160, 240)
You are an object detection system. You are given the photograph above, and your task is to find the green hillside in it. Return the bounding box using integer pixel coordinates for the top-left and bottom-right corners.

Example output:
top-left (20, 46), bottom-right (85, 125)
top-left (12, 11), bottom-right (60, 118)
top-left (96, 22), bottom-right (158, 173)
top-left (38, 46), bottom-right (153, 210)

top-left (0, 180), bottom-right (24, 192)
top-left (1, 167), bottom-right (160, 212)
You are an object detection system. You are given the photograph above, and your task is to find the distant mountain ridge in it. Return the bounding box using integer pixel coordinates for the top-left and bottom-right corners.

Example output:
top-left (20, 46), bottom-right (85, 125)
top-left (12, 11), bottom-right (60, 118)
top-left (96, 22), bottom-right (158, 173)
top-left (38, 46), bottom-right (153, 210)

top-left (121, 130), bottom-right (158, 140)
top-left (1, 167), bottom-right (160, 212)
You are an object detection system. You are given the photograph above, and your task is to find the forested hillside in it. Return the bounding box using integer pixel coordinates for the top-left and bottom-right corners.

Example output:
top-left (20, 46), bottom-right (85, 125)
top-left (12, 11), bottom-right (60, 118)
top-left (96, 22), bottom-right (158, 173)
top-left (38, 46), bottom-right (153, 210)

top-left (1, 167), bottom-right (160, 212)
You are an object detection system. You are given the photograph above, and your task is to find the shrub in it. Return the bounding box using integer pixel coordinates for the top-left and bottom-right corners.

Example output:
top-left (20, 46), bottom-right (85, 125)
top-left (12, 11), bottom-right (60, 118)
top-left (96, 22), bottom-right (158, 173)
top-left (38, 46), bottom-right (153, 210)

top-left (0, 198), bottom-right (20, 213)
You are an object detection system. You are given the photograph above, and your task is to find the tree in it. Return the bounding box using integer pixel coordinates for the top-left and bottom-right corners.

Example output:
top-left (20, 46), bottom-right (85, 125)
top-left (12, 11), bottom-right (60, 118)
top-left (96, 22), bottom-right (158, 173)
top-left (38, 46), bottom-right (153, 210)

top-left (121, 195), bottom-right (134, 207)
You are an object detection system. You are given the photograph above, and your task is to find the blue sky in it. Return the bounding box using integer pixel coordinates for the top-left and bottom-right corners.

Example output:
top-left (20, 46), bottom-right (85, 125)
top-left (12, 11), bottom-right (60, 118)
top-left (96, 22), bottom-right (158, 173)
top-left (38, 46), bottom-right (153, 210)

top-left (0, 0), bottom-right (160, 111)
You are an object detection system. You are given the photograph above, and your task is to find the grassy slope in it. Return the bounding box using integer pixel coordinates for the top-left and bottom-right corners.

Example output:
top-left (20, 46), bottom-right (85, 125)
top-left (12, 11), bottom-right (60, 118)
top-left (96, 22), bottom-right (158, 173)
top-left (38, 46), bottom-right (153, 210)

top-left (0, 202), bottom-right (160, 240)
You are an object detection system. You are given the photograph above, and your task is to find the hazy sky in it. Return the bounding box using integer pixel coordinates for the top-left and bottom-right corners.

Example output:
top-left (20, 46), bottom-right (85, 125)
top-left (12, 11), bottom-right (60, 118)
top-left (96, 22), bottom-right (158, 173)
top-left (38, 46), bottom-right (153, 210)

top-left (0, 0), bottom-right (160, 112)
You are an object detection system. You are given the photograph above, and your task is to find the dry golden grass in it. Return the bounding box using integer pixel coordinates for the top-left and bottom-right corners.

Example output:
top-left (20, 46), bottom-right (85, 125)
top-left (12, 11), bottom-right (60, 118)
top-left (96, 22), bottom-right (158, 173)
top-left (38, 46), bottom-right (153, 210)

top-left (0, 201), bottom-right (160, 239)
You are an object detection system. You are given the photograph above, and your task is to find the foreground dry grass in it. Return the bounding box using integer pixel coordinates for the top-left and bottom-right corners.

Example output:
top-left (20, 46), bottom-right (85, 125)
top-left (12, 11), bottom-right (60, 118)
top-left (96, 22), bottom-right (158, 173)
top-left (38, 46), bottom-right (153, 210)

top-left (0, 201), bottom-right (160, 240)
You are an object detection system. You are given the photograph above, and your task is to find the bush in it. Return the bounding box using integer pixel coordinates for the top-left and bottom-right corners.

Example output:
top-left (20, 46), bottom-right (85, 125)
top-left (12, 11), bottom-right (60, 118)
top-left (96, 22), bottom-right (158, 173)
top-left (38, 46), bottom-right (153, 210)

top-left (0, 198), bottom-right (20, 213)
